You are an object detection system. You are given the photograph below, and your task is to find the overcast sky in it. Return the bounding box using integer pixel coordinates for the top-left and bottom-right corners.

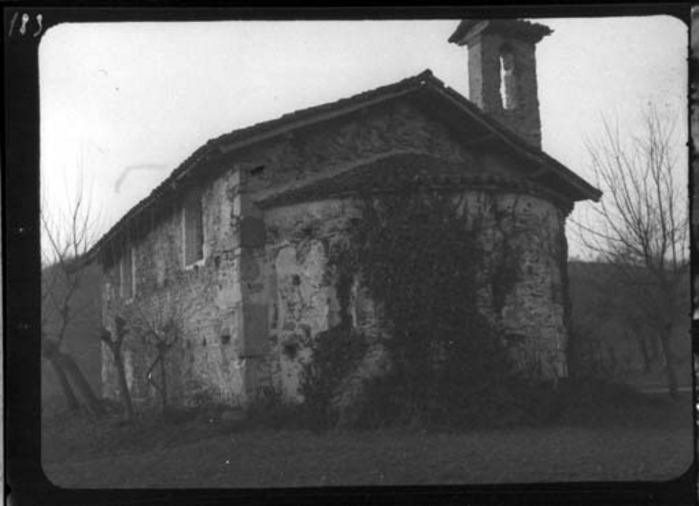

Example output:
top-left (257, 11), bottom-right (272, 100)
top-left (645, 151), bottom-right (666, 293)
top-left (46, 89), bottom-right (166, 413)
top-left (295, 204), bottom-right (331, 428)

top-left (39, 16), bottom-right (687, 259)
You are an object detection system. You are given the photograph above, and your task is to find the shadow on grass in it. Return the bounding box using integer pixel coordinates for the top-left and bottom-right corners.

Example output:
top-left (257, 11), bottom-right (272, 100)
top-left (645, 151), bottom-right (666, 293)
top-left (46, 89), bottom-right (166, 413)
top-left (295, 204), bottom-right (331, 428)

top-left (551, 378), bottom-right (692, 429)
top-left (42, 378), bottom-right (692, 467)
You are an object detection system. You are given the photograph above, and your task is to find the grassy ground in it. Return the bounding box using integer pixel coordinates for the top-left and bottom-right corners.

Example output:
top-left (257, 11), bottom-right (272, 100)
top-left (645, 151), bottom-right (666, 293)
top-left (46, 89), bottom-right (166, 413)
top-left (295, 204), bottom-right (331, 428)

top-left (44, 424), bottom-right (692, 488)
top-left (42, 388), bottom-right (694, 488)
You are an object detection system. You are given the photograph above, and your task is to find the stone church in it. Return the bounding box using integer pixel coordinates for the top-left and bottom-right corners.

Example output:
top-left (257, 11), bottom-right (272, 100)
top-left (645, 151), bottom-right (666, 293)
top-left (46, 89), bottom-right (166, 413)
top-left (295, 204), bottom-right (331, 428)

top-left (89, 19), bottom-right (601, 409)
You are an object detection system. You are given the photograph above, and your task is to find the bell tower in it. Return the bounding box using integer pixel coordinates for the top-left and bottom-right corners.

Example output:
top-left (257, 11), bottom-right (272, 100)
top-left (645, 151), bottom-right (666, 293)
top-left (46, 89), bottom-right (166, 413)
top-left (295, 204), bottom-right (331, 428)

top-left (449, 19), bottom-right (552, 149)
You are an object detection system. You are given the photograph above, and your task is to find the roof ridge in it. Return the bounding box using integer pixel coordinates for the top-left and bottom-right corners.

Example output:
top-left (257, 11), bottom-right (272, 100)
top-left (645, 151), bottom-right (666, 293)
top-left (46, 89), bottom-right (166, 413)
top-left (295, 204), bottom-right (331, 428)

top-left (86, 71), bottom-right (441, 260)
top-left (168, 70), bottom-right (439, 182)
top-left (87, 67), bottom-right (598, 261)
top-left (206, 68), bottom-right (435, 147)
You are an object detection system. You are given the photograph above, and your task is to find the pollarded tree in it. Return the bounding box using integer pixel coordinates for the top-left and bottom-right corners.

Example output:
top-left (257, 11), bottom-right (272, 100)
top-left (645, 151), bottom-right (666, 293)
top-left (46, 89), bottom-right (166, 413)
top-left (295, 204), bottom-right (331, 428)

top-left (121, 293), bottom-right (187, 416)
top-left (100, 316), bottom-right (135, 421)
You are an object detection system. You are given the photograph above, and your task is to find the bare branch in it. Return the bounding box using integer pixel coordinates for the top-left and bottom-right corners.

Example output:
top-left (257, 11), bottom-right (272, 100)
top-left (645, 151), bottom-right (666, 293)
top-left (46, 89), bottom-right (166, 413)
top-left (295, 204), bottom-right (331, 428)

top-left (575, 105), bottom-right (687, 398)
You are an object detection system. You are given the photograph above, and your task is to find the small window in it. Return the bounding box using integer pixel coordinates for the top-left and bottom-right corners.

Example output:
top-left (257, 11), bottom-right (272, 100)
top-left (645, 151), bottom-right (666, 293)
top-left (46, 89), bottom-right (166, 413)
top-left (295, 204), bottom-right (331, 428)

top-left (183, 191), bottom-right (204, 267)
top-left (249, 164), bottom-right (266, 177)
top-left (120, 246), bottom-right (135, 300)
top-left (499, 47), bottom-right (518, 110)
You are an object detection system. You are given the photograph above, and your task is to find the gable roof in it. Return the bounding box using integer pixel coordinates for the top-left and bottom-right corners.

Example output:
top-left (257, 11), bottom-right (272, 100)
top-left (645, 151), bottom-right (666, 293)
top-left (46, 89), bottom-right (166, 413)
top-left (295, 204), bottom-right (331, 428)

top-left (87, 69), bottom-right (601, 261)
top-left (257, 152), bottom-right (573, 211)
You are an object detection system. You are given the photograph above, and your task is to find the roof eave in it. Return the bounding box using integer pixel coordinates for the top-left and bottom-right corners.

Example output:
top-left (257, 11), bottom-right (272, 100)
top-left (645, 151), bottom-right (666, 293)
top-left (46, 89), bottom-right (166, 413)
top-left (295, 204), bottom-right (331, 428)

top-left (86, 71), bottom-right (438, 262)
top-left (417, 84), bottom-right (602, 203)
top-left (88, 69), bottom-right (601, 261)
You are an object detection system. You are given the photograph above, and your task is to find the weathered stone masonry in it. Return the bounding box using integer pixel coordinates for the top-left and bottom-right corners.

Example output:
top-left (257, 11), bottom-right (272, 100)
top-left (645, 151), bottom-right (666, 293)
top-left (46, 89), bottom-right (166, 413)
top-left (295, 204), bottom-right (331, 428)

top-left (102, 169), bottom-right (249, 407)
top-left (450, 19), bottom-right (552, 149)
top-left (262, 186), bottom-right (570, 403)
top-left (102, 100), bottom-right (476, 406)
top-left (101, 99), bottom-right (573, 407)
top-left (97, 18), bottom-right (601, 409)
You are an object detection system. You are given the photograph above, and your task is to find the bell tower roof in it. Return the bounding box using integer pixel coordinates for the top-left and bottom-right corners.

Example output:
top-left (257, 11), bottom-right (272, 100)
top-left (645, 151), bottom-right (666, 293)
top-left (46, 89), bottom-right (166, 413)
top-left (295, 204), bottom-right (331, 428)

top-left (448, 18), bottom-right (553, 149)
top-left (448, 19), bottom-right (553, 46)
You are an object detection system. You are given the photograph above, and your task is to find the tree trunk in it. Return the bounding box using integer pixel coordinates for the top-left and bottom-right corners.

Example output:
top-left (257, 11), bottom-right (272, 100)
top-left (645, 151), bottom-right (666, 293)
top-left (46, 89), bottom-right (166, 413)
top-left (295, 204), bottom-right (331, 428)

top-left (607, 346), bottom-right (617, 374)
top-left (649, 330), bottom-right (662, 361)
top-left (113, 348), bottom-right (134, 421)
top-left (56, 350), bottom-right (106, 415)
top-left (658, 329), bottom-right (679, 399)
top-left (48, 357), bottom-right (80, 411)
top-left (638, 336), bottom-right (652, 373)
top-left (159, 352), bottom-right (168, 414)
top-left (101, 324), bottom-right (135, 420)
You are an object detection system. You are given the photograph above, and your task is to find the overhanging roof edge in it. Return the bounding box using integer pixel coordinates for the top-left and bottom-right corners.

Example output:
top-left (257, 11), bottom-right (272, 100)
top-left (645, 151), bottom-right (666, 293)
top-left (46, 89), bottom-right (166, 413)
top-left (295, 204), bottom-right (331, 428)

top-left (87, 69), bottom-right (600, 261)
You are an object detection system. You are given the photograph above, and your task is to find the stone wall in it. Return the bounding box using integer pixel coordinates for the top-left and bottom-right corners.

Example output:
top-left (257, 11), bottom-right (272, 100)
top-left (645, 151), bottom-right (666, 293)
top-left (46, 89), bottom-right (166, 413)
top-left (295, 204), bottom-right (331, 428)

top-left (461, 192), bottom-right (569, 378)
top-left (101, 100), bottom-right (474, 407)
top-left (263, 199), bottom-right (368, 401)
top-left (101, 168), bottom-right (249, 408)
top-left (241, 100), bottom-right (476, 196)
top-left (100, 99), bottom-right (570, 408)
top-left (466, 32), bottom-right (543, 149)
top-left (262, 188), bottom-right (568, 403)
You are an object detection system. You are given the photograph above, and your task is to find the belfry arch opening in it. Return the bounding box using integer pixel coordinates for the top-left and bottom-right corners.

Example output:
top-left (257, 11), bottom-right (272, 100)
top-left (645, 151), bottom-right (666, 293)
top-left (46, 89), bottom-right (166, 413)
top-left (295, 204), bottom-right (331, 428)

top-left (499, 45), bottom-right (518, 110)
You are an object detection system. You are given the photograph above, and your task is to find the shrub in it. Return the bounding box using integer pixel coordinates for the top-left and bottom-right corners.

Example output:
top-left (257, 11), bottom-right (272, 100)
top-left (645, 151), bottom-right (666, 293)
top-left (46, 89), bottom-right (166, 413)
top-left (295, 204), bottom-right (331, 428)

top-left (298, 188), bottom-right (561, 430)
top-left (298, 325), bottom-right (369, 430)
top-left (348, 190), bottom-right (528, 428)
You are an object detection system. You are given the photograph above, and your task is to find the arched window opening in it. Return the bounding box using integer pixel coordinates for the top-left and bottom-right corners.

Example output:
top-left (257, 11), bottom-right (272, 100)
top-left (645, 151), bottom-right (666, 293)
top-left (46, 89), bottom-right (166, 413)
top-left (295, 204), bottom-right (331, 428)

top-left (499, 47), bottom-right (518, 110)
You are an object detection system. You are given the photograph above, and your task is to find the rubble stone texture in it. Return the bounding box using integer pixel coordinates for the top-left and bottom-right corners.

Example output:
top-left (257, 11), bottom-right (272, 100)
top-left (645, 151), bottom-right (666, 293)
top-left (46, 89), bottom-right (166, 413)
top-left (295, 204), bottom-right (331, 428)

top-left (100, 19), bottom-right (591, 409)
top-left (102, 103), bottom-right (571, 407)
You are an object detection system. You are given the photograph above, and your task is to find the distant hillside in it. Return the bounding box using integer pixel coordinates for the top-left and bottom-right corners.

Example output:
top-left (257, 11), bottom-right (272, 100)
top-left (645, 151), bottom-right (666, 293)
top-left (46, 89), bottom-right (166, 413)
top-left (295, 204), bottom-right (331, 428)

top-left (42, 261), bottom-right (103, 415)
top-left (567, 260), bottom-right (691, 385)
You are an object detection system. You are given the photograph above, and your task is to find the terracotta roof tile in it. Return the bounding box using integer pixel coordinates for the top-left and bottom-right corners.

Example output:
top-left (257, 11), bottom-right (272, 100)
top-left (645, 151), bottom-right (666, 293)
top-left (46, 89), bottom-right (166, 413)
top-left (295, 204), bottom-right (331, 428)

top-left (88, 68), bottom-right (598, 260)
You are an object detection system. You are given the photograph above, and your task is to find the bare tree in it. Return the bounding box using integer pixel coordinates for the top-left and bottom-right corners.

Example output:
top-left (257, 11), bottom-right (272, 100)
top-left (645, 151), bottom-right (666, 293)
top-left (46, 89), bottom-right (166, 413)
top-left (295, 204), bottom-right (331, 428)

top-left (575, 106), bottom-right (689, 398)
top-left (100, 316), bottom-right (134, 421)
top-left (41, 176), bottom-right (105, 415)
top-left (122, 294), bottom-right (185, 416)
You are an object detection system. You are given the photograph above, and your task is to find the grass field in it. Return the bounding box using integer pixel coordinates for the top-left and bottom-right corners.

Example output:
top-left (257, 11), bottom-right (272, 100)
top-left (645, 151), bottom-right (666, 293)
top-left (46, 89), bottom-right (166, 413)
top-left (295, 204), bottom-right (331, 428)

top-left (42, 389), bottom-right (694, 488)
top-left (44, 424), bottom-right (692, 488)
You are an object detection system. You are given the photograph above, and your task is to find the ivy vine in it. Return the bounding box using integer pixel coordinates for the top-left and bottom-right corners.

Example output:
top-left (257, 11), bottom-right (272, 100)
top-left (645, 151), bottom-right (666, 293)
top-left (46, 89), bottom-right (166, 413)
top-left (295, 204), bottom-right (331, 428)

top-left (301, 184), bottom-right (551, 429)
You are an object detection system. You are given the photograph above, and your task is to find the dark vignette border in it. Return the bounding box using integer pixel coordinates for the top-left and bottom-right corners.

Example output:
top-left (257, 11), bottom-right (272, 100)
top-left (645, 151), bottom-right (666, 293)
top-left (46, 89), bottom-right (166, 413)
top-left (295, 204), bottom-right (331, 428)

top-left (3, 3), bottom-right (695, 506)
